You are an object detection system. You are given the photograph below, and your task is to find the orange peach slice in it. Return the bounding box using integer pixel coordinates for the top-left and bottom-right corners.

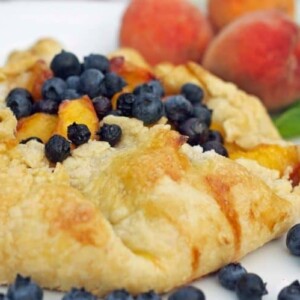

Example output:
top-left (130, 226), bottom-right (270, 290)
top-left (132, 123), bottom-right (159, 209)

top-left (110, 56), bottom-right (155, 88)
top-left (16, 113), bottom-right (58, 143)
top-left (227, 143), bottom-right (299, 175)
top-left (55, 96), bottom-right (99, 139)
top-left (27, 60), bottom-right (53, 101)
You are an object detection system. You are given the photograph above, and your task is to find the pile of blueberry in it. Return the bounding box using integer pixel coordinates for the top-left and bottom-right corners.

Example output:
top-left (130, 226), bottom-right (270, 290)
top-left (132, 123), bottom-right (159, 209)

top-left (5, 50), bottom-right (227, 163)
top-left (0, 274), bottom-right (205, 300)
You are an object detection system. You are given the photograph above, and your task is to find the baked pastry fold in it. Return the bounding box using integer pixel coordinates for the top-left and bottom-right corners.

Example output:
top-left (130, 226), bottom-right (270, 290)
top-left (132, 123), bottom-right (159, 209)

top-left (1, 111), bottom-right (300, 295)
top-left (0, 40), bottom-right (300, 296)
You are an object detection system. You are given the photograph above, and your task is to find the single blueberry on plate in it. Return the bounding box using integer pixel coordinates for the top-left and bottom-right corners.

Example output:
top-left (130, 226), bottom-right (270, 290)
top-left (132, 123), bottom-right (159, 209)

top-left (62, 89), bottom-right (81, 101)
top-left (62, 288), bottom-right (96, 300)
top-left (83, 54), bottom-right (110, 74)
top-left (133, 80), bottom-right (164, 98)
top-left (207, 130), bottom-right (224, 144)
top-left (92, 96), bottom-right (112, 119)
top-left (42, 77), bottom-right (67, 102)
top-left (98, 72), bottom-right (127, 98)
top-left (45, 135), bottom-right (71, 163)
top-left (168, 286), bottom-right (205, 300)
top-left (66, 76), bottom-right (81, 91)
top-left (132, 93), bottom-right (164, 125)
top-left (164, 95), bottom-right (193, 123)
top-left (236, 273), bottom-right (267, 300)
top-left (278, 281), bottom-right (300, 300)
top-left (67, 122), bottom-right (91, 146)
top-left (105, 289), bottom-right (134, 300)
top-left (218, 262), bottom-right (247, 290)
top-left (192, 104), bottom-right (212, 127)
top-left (136, 290), bottom-right (161, 300)
top-left (286, 224), bottom-right (300, 256)
top-left (79, 69), bottom-right (104, 98)
top-left (202, 141), bottom-right (228, 157)
top-left (33, 99), bottom-right (59, 115)
top-left (6, 88), bottom-right (33, 119)
top-left (116, 93), bottom-right (136, 117)
top-left (7, 274), bottom-right (43, 300)
top-left (98, 124), bottom-right (122, 147)
top-left (50, 50), bottom-right (81, 79)
top-left (178, 118), bottom-right (209, 146)
top-left (181, 83), bottom-right (204, 104)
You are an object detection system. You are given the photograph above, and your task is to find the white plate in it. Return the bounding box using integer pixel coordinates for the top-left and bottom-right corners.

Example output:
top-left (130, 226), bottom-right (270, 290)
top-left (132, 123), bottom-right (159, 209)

top-left (1, 1), bottom-right (300, 299)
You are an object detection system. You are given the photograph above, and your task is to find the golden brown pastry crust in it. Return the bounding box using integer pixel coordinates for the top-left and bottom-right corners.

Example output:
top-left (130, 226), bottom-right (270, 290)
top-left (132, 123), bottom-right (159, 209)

top-left (1, 110), bottom-right (300, 295)
top-left (0, 38), bottom-right (62, 107)
top-left (0, 41), bottom-right (300, 296)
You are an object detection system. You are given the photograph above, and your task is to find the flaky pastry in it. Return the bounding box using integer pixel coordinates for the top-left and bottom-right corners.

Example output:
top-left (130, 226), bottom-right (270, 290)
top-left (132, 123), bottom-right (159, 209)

top-left (0, 40), bottom-right (300, 296)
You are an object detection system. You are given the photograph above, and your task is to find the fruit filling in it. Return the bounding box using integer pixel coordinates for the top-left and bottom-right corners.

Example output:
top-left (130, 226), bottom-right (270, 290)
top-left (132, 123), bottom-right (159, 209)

top-left (6, 50), bottom-right (227, 164)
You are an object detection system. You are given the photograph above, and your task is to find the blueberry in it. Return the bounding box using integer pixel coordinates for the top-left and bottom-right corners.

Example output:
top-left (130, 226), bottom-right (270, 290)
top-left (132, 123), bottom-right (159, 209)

top-left (50, 50), bottom-right (81, 79)
top-left (133, 84), bottom-right (153, 96)
top-left (286, 224), bottom-right (300, 256)
top-left (218, 263), bottom-right (247, 290)
top-left (33, 99), bottom-right (59, 114)
top-left (62, 89), bottom-right (81, 100)
top-left (202, 141), bottom-right (228, 157)
top-left (236, 273), bottom-right (267, 300)
top-left (192, 104), bottom-right (212, 127)
top-left (79, 69), bottom-right (104, 98)
top-left (7, 274), bottom-right (43, 300)
top-left (168, 286), bottom-right (205, 300)
top-left (105, 289), bottom-right (133, 300)
top-left (207, 130), bottom-right (224, 144)
top-left (6, 88), bottom-right (33, 119)
top-left (181, 83), bottom-right (204, 104)
top-left (132, 93), bottom-right (164, 125)
top-left (42, 77), bottom-right (67, 102)
top-left (116, 93), bottom-right (136, 117)
top-left (45, 135), bottom-right (71, 163)
top-left (20, 137), bottom-right (43, 144)
top-left (98, 124), bottom-right (122, 147)
top-left (0, 294), bottom-right (9, 300)
top-left (178, 118), bottom-right (209, 146)
top-left (164, 95), bottom-right (193, 123)
top-left (67, 122), bottom-right (91, 146)
top-left (133, 80), bottom-right (164, 97)
top-left (92, 96), bottom-right (112, 119)
top-left (98, 72), bottom-right (127, 98)
top-left (62, 288), bottom-right (96, 300)
top-left (136, 290), bottom-right (161, 300)
top-left (83, 54), bottom-right (110, 74)
top-left (66, 76), bottom-right (80, 91)
top-left (107, 110), bottom-right (123, 116)
top-left (278, 281), bottom-right (300, 300)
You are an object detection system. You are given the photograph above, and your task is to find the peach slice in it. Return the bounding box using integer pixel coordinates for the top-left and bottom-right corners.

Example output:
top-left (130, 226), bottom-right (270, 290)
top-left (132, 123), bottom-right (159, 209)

top-left (16, 113), bottom-right (58, 143)
top-left (227, 143), bottom-right (299, 175)
top-left (27, 60), bottom-right (53, 101)
top-left (110, 56), bottom-right (155, 88)
top-left (55, 96), bottom-right (99, 139)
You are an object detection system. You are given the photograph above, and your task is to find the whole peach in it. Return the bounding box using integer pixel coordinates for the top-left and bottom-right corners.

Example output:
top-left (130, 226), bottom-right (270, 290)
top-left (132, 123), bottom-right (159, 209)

top-left (208, 0), bottom-right (295, 31)
top-left (203, 10), bottom-right (300, 111)
top-left (119, 0), bottom-right (213, 65)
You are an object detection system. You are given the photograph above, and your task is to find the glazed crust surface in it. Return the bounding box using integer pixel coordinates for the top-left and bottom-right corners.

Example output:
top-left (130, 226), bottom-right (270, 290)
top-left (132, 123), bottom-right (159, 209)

top-left (0, 40), bottom-right (299, 296)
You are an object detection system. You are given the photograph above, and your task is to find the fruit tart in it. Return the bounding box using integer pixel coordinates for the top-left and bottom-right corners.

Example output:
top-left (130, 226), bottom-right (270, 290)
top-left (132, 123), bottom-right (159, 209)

top-left (0, 39), bottom-right (300, 297)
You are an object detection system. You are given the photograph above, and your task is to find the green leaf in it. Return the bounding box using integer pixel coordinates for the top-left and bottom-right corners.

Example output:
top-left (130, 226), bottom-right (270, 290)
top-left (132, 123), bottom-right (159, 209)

top-left (273, 101), bottom-right (300, 139)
